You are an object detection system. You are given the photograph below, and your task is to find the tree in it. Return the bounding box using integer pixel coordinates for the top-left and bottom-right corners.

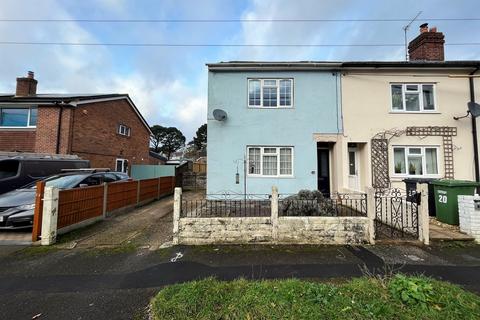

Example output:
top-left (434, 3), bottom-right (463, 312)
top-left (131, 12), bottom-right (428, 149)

top-left (149, 125), bottom-right (186, 159)
top-left (150, 125), bottom-right (164, 152)
top-left (192, 123), bottom-right (207, 151)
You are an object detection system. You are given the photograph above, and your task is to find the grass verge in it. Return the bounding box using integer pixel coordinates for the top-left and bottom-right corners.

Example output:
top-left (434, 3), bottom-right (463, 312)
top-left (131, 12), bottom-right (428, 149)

top-left (150, 275), bottom-right (480, 320)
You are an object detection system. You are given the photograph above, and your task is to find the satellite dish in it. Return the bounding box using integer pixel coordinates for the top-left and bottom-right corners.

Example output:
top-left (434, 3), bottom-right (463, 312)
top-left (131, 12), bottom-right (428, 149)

top-left (213, 109), bottom-right (228, 121)
top-left (468, 102), bottom-right (480, 118)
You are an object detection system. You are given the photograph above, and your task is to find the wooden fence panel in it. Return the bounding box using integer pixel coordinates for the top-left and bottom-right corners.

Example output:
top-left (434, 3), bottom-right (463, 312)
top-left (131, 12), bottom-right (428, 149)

top-left (57, 185), bottom-right (104, 229)
top-left (107, 180), bottom-right (138, 212)
top-left (159, 176), bottom-right (175, 196)
top-left (139, 178), bottom-right (159, 202)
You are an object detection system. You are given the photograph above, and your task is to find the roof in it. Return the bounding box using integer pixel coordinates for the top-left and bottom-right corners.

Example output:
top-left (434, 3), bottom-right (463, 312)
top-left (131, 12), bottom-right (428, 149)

top-left (0, 93), bottom-right (126, 103)
top-left (149, 151), bottom-right (168, 162)
top-left (207, 60), bottom-right (480, 71)
top-left (0, 93), bottom-right (152, 135)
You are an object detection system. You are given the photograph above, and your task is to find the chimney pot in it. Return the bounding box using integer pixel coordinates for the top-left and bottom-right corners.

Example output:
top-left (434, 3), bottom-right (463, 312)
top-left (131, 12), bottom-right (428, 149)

top-left (15, 71), bottom-right (38, 96)
top-left (420, 23), bottom-right (429, 33)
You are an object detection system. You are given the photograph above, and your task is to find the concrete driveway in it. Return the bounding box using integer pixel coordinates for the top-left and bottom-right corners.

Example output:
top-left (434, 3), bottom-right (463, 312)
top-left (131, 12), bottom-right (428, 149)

top-left (55, 190), bottom-right (204, 251)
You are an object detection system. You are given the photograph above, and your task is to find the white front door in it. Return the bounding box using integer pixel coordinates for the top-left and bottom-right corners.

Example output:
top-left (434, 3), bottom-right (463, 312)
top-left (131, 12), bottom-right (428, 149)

top-left (348, 147), bottom-right (360, 191)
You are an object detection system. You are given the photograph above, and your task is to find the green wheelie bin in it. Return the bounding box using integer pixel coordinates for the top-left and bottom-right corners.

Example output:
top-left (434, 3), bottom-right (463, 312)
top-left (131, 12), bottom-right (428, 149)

top-left (431, 180), bottom-right (480, 225)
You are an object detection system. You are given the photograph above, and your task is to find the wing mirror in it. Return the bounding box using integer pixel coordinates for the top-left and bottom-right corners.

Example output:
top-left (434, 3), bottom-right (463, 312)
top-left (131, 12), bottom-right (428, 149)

top-left (79, 184), bottom-right (89, 188)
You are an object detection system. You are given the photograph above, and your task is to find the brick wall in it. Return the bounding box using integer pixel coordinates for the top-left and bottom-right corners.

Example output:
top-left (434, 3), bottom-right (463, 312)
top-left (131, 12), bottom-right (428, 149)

top-left (458, 195), bottom-right (480, 242)
top-left (34, 106), bottom-right (73, 154)
top-left (0, 130), bottom-right (36, 152)
top-left (70, 99), bottom-right (150, 171)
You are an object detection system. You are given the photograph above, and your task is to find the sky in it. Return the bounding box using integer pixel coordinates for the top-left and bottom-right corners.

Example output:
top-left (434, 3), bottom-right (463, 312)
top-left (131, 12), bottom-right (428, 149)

top-left (0, 0), bottom-right (480, 140)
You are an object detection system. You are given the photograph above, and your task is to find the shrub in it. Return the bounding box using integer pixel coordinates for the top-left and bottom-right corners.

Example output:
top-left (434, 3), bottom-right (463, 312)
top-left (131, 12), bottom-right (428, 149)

top-left (281, 190), bottom-right (337, 216)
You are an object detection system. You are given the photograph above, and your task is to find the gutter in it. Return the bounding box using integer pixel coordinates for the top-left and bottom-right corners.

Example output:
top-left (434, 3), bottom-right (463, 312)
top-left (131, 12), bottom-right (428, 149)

top-left (469, 67), bottom-right (480, 186)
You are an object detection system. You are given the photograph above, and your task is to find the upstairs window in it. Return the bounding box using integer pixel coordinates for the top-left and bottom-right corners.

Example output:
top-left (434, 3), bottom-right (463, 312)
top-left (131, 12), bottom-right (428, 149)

top-left (391, 84), bottom-right (436, 112)
top-left (118, 124), bottom-right (131, 136)
top-left (0, 107), bottom-right (37, 127)
top-left (248, 79), bottom-right (293, 108)
top-left (247, 146), bottom-right (293, 177)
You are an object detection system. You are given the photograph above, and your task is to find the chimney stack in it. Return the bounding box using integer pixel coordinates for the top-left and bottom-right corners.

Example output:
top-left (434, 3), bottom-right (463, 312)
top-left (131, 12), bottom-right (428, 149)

top-left (408, 23), bottom-right (445, 61)
top-left (16, 71), bottom-right (38, 96)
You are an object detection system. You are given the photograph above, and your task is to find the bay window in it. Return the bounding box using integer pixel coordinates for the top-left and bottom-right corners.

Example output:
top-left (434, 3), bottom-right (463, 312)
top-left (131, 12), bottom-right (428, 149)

top-left (247, 146), bottom-right (293, 177)
top-left (393, 146), bottom-right (439, 177)
top-left (391, 84), bottom-right (436, 112)
top-left (248, 79), bottom-right (293, 108)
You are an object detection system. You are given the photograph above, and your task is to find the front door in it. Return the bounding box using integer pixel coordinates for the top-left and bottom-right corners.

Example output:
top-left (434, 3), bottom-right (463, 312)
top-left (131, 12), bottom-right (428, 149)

top-left (317, 148), bottom-right (330, 194)
top-left (348, 147), bottom-right (360, 190)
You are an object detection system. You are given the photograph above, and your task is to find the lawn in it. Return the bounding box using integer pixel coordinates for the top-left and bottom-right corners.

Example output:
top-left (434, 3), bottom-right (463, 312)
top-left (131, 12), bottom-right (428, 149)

top-left (150, 275), bottom-right (480, 320)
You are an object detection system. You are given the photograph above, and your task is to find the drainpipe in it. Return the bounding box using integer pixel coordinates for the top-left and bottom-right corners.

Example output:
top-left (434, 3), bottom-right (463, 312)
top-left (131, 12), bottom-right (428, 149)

top-left (469, 67), bottom-right (480, 187)
top-left (55, 103), bottom-right (64, 154)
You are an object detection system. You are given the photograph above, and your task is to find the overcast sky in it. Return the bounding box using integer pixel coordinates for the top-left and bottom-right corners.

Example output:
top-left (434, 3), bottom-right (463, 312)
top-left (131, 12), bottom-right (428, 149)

top-left (1, 0), bottom-right (479, 139)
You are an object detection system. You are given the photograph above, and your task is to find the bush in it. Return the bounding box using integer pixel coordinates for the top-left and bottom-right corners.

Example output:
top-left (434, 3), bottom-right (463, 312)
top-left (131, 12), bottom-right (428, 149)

top-left (281, 190), bottom-right (337, 216)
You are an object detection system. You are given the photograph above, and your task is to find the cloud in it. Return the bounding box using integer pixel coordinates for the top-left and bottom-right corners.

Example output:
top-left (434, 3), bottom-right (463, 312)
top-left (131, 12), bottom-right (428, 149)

top-left (1, 0), bottom-right (479, 142)
top-left (222, 0), bottom-right (480, 61)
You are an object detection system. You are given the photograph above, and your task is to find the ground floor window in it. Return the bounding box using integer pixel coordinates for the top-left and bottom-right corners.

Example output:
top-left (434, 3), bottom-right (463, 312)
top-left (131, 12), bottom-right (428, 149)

top-left (115, 158), bottom-right (128, 173)
top-left (393, 146), bottom-right (439, 177)
top-left (247, 146), bottom-right (293, 177)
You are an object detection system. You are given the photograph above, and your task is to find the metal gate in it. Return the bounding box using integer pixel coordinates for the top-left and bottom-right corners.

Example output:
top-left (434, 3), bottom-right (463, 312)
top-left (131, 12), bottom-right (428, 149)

top-left (374, 188), bottom-right (419, 240)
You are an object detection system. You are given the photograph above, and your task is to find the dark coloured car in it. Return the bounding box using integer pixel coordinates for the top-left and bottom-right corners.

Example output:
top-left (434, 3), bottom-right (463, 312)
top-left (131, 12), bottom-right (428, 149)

top-left (0, 157), bottom-right (90, 194)
top-left (0, 170), bottom-right (129, 229)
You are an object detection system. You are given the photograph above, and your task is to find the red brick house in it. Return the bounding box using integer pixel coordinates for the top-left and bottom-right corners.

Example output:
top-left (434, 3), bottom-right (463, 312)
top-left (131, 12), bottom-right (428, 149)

top-left (0, 72), bottom-right (152, 172)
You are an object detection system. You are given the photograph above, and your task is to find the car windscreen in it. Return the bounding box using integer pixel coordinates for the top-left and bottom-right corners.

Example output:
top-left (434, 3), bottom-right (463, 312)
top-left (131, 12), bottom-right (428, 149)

top-left (0, 159), bottom-right (20, 180)
top-left (26, 174), bottom-right (88, 190)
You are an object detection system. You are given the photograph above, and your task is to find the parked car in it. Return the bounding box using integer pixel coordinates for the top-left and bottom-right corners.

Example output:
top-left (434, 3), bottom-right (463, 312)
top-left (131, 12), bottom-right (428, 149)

top-left (0, 157), bottom-right (90, 194)
top-left (0, 170), bottom-right (129, 229)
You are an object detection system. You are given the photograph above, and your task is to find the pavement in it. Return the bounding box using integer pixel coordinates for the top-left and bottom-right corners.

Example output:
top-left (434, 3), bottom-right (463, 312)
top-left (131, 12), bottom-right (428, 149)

top-left (0, 192), bottom-right (479, 319)
top-left (1, 242), bottom-right (480, 320)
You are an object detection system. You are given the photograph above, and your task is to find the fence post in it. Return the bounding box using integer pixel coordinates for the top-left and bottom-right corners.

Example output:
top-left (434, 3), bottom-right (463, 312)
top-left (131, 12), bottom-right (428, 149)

top-left (366, 187), bottom-right (376, 244)
top-left (157, 177), bottom-right (161, 199)
top-left (271, 186), bottom-right (279, 243)
top-left (31, 181), bottom-right (45, 242)
top-left (40, 187), bottom-right (59, 246)
top-left (136, 180), bottom-right (141, 205)
top-left (172, 187), bottom-right (182, 245)
top-left (418, 183), bottom-right (430, 245)
top-left (102, 182), bottom-right (108, 218)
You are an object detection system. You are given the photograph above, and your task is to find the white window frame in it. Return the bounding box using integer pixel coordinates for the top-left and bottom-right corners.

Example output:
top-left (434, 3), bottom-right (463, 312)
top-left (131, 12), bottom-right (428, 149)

top-left (118, 124), bottom-right (131, 136)
top-left (246, 146), bottom-right (294, 177)
top-left (392, 146), bottom-right (441, 178)
top-left (0, 106), bottom-right (37, 128)
top-left (247, 78), bottom-right (294, 109)
top-left (390, 83), bottom-right (437, 113)
top-left (115, 158), bottom-right (128, 173)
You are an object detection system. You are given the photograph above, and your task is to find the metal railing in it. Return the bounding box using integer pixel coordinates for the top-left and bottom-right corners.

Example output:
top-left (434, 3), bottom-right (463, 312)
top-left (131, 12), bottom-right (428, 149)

top-left (279, 193), bottom-right (367, 217)
top-left (181, 193), bottom-right (271, 218)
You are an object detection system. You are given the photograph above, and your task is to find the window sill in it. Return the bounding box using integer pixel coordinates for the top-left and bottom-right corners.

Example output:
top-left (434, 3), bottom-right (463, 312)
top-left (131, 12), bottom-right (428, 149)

top-left (247, 175), bottom-right (295, 179)
top-left (0, 126), bottom-right (36, 131)
top-left (247, 106), bottom-right (294, 109)
top-left (391, 175), bottom-right (441, 180)
top-left (389, 111), bottom-right (440, 114)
